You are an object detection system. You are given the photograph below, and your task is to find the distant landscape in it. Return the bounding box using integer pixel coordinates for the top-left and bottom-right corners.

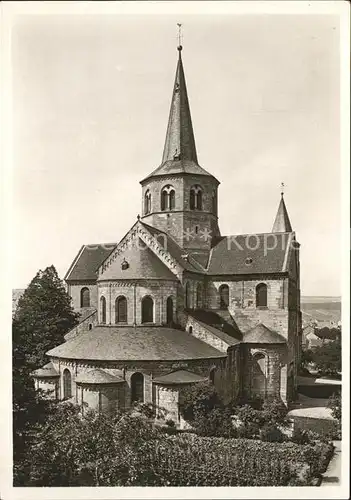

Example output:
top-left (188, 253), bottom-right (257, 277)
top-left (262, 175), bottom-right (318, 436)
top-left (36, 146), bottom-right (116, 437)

top-left (12, 288), bottom-right (342, 325)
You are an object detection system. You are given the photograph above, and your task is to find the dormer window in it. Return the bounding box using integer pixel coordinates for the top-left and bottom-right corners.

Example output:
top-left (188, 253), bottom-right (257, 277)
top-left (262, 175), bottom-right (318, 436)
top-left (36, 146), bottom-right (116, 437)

top-left (190, 185), bottom-right (203, 210)
top-left (161, 185), bottom-right (176, 211)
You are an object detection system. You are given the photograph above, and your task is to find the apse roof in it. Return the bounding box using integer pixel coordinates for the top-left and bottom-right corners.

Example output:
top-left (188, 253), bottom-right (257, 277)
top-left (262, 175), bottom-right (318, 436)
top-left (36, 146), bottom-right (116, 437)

top-left (47, 326), bottom-right (226, 361)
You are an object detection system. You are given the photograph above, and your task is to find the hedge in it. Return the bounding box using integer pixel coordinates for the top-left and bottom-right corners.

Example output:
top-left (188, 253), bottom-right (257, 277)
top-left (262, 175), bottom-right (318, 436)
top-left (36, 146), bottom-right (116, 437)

top-left (132, 434), bottom-right (334, 486)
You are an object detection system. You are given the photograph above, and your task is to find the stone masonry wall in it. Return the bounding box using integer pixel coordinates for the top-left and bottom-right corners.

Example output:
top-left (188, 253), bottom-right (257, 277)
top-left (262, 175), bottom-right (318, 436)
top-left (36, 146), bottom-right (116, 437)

top-left (97, 280), bottom-right (179, 325)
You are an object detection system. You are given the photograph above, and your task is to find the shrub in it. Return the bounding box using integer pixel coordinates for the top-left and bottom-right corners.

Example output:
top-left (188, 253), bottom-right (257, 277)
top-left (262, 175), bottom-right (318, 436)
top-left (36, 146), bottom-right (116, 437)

top-left (179, 381), bottom-right (223, 422)
top-left (259, 424), bottom-right (285, 443)
top-left (262, 399), bottom-right (289, 428)
top-left (194, 408), bottom-right (236, 438)
top-left (165, 419), bottom-right (175, 427)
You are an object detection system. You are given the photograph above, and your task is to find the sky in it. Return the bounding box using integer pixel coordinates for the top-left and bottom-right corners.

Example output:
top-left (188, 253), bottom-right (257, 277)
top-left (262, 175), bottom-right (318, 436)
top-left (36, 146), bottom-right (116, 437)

top-left (10, 12), bottom-right (341, 296)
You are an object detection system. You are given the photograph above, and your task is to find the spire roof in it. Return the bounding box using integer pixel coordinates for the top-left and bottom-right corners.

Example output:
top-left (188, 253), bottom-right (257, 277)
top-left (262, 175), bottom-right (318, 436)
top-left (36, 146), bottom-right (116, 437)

top-left (141, 46), bottom-right (218, 184)
top-left (272, 193), bottom-right (293, 233)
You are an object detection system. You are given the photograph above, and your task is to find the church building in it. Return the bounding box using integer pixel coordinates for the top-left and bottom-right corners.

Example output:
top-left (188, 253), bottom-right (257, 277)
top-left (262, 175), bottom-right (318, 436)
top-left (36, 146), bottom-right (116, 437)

top-left (32, 42), bottom-right (302, 424)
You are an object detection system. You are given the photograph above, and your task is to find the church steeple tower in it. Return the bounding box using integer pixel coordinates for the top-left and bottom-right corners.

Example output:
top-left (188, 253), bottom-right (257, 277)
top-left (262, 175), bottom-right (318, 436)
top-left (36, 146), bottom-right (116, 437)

top-left (161, 44), bottom-right (198, 165)
top-left (140, 33), bottom-right (220, 265)
top-left (272, 188), bottom-right (293, 233)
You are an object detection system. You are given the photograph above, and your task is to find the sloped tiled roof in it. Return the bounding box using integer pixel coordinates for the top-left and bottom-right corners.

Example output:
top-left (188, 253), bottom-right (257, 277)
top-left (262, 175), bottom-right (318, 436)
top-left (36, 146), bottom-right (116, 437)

top-left (75, 369), bottom-right (125, 385)
top-left (207, 233), bottom-right (294, 275)
top-left (143, 160), bottom-right (216, 183)
top-left (243, 323), bottom-right (286, 344)
top-left (31, 361), bottom-right (59, 378)
top-left (140, 222), bottom-right (205, 273)
top-left (65, 243), bottom-right (116, 281)
top-left (47, 326), bottom-right (226, 361)
top-left (153, 369), bottom-right (207, 385)
top-left (189, 309), bottom-right (242, 342)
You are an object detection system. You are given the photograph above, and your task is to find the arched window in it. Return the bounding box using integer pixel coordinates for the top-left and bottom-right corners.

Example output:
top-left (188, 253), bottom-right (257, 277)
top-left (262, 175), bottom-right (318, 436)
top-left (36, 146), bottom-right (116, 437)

top-left (219, 284), bottom-right (229, 309)
top-left (88, 323), bottom-right (92, 331)
top-left (196, 283), bottom-right (203, 309)
top-left (144, 190), bottom-right (151, 215)
top-left (185, 282), bottom-right (191, 309)
top-left (63, 369), bottom-right (72, 399)
top-left (80, 287), bottom-right (90, 308)
top-left (166, 296), bottom-right (173, 324)
top-left (100, 296), bottom-right (106, 324)
top-left (189, 326), bottom-right (193, 334)
top-left (161, 185), bottom-right (175, 211)
top-left (209, 368), bottom-right (216, 385)
top-left (252, 352), bottom-right (267, 397)
top-left (141, 296), bottom-right (154, 323)
top-left (169, 190), bottom-right (175, 210)
top-left (190, 185), bottom-right (203, 210)
top-left (256, 283), bottom-right (268, 308)
top-left (115, 296), bottom-right (127, 323)
top-left (131, 372), bottom-right (144, 403)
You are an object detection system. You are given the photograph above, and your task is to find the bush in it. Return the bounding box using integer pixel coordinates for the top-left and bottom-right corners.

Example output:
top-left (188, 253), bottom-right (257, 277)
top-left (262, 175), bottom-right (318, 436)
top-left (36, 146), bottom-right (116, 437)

top-left (179, 381), bottom-right (223, 422)
top-left (194, 408), bottom-right (236, 438)
top-left (165, 419), bottom-right (175, 427)
top-left (259, 424), bottom-right (285, 443)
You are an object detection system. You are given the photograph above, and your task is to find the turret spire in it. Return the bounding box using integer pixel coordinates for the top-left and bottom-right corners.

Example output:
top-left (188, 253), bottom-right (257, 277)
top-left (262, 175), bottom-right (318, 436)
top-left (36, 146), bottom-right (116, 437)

top-left (272, 184), bottom-right (293, 232)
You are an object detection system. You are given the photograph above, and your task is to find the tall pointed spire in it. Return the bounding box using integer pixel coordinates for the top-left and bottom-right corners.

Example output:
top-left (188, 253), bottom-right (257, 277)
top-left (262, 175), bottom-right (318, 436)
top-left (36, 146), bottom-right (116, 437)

top-left (141, 28), bottom-right (217, 183)
top-left (161, 43), bottom-right (198, 164)
top-left (272, 185), bottom-right (293, 232)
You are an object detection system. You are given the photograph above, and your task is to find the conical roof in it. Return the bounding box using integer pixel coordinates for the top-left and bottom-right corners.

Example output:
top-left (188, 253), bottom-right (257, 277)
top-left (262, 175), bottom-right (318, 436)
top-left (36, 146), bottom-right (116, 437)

top-left (272, 194), bottom-right (292, 232)
top-left (141, 47), bottom-right (217, 184)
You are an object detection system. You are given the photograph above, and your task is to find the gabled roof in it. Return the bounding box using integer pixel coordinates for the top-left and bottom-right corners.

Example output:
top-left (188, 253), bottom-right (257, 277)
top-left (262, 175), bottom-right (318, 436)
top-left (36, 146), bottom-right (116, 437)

top-left (65, 243), bottom-right (116, 281)
top-left (206, 232), bottom-right (294, 275)
top-left (153, 370), bottom-right (207, 385)
top-left (189, 310), bottom-right (242, 342)
top-left (243, 323), bottom-right (286, 344)
top-left (140, 222), bottom-right (205, 274)
top-left (140, 47), bottom-right (218, 184)
top-left (47, 326), bottom-right (226, 361)
top-left (75, 369), bottom-right (125, 385)
top-left (31, 361), bottom-right (59, 378)
top-left (272, 194), bottom-right (293, 233)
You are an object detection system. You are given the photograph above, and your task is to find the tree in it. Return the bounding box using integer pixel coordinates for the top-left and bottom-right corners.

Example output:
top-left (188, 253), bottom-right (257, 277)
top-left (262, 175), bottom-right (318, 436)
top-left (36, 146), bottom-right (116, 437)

top-left (13, 265), bottom-right (79, 484)
top-left (179, 381), bottom-right (223, 422)
top-left (311, 338), bottom-right (341, 377)
top-left (13, 265), bottom-right (79, 370)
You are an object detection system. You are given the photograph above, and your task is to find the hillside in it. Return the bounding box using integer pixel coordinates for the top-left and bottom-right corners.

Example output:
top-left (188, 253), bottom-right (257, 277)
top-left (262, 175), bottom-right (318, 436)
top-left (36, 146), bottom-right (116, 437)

top-left (301, 296), bottom-right (341, 325)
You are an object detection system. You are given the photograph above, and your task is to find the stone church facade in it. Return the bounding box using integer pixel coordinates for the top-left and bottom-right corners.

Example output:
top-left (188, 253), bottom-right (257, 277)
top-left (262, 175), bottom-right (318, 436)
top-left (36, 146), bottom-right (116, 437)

top-left (32, 44), bottom-right (302, 424)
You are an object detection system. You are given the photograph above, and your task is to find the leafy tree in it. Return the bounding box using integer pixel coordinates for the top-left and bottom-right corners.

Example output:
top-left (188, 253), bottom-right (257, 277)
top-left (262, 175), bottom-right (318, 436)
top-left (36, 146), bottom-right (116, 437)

top-left (13, 265), bottom-right (79, 484)
top-left (311, 338), bottom-right (341, 377)
top-left (13, 265), bottom-right (79, 370)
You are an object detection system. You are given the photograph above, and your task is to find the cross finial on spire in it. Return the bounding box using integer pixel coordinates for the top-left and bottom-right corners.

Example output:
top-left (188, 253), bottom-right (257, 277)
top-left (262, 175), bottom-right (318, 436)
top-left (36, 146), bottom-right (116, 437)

top-left (177, 23), bottom-right (183, 52)
top-left (281, 182), bottom-right (285, 196)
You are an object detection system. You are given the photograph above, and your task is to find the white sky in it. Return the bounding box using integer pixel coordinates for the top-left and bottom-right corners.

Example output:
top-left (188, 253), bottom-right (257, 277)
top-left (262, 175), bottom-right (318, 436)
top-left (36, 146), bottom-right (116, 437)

top-left (10, 12), bottom-right (341, 295)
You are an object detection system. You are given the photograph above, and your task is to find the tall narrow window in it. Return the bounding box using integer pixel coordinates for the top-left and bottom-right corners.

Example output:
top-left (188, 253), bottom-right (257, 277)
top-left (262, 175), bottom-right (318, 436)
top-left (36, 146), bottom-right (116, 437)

top-left (141, 296), bottom-right (154, 323)
top-left (100, 296), bottom-right (106, 324)
top-left (161, 185), bottom-right (175, 211)
top-left (144, 190), bottom-right (151, 215)
top-left (190, 185), bottom-right (203, 210)
top-left (209, 368), bottom-right (216, 385)
top-left (212, 190), bottom-right (217, 215)
top-left (169, 190), bottom-right (175, 210)
top-left (185, 282), bottom-right (191, 309)
top-left (115, 296), bottom-right (127, 323)
top-left (131, 372), bottom-right (144, 403)
top-left (252, 352), bottom-right (267, 397)
top-left (166, 296), bottom-right (173, 324)
top-left (196, 283), bottom-right (203, 309)
top-left (256, 283), bottom-right (268, 308)
top-left (63, 369), bottom-right (72, 399)
top-left (80, 287), bottom-right (90, 308)
top-left (219, 284), bottom-right (229, 309)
